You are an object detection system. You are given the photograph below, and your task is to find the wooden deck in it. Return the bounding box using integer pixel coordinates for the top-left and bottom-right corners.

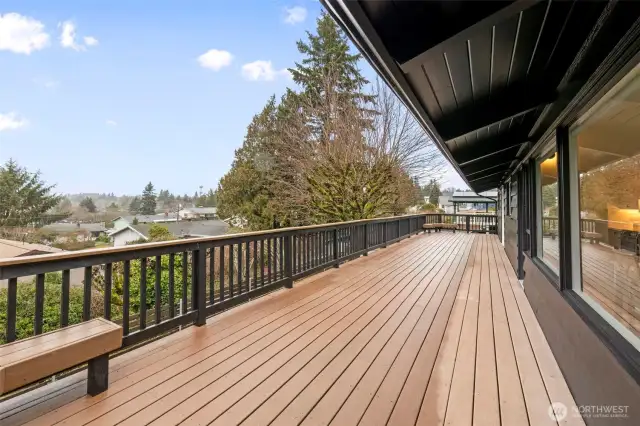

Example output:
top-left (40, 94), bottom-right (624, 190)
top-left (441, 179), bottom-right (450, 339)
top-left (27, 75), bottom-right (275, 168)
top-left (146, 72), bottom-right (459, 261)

top-left (0, 233), bottom-right (583, 426)
top-left (543, 238), bottom-right (640, 337)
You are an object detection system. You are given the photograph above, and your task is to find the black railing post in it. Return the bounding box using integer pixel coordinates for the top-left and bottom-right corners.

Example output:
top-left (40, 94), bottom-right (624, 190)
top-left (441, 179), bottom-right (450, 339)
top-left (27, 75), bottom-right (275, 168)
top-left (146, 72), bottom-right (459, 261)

top-left (333, 227), bottom-right (339, 268)
top-left (382, 221), bottom-right (388, 247)
top-left (284, 234), bottom-right (293, 288)
top-left (194, 247), bottom-right (207, 326)
top-left (363, 223), bottom-right (369, 256)
top-left (466, 215), bottom-right (471, 233)
top-left (6, 277), bottom-right (17, 343)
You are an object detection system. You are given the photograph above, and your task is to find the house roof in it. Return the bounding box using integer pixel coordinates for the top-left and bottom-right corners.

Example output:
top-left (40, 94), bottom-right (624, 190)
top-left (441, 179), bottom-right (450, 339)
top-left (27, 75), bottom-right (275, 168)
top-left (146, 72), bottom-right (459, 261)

top-left (42, 222), bottom-right (107, 233)
top-left (322, 0), bottom-right (640, 192)
top-left (183, 207), bottom-right (217, 214)
top-left (0, 239), bottom-right (63, 259)
top-left (451, 191), bottom-right (497, 203)
top-left (115, 214), bottom-right (178, 224)
top-left (110, 220), bottom-right (229, 239)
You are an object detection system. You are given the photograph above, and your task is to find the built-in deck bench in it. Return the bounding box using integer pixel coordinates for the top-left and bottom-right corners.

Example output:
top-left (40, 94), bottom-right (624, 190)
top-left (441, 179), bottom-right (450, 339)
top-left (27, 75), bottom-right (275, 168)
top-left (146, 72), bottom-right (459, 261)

top-left (581, 231), bottom-right (602, 244)
top-left (0, 318), bottom-right (122, 397)
top-left (423, 223), bottom-right (457, 233)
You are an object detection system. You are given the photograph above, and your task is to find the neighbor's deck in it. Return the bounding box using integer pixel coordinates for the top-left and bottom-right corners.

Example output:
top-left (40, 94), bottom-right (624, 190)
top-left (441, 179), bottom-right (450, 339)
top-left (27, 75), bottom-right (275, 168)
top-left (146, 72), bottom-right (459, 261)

top-left (0, 233), bottom-right (583, 426)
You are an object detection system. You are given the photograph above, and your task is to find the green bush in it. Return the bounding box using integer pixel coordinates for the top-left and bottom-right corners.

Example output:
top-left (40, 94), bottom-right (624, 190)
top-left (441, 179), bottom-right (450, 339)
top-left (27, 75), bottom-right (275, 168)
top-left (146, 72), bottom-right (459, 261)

top-left (0, 274), bottom-right (87, 344)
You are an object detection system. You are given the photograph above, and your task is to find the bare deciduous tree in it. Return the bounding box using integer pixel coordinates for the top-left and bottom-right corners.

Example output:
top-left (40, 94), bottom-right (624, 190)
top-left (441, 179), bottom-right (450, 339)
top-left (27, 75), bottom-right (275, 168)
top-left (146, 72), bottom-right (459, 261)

top-left (264, 75), bottom-right (447, 225)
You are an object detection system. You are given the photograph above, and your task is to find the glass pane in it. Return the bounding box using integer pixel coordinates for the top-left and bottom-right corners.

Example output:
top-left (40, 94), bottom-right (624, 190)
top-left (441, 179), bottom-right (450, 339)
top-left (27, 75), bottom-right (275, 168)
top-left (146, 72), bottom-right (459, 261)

top-left (538, 151), bottom-right (559, 273)
top-left (572, 64), bottom-right (640, 345)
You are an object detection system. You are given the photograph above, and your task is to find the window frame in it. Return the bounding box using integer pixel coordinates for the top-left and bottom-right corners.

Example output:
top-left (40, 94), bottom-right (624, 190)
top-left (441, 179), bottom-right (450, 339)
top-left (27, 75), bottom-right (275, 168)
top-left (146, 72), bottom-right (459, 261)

top-left (567, 65), bottom-right (640, 352)
top-left (534, 141), bottom-right (560, 276)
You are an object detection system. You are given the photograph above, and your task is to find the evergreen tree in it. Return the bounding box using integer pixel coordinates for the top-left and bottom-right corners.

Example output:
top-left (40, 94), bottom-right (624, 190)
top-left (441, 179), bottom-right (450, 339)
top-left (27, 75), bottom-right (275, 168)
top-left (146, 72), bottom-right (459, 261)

top-left (128, 196), bottom-right (142, 214)
top-left (289, 11), bottom-right (375, 140)
top-left (140, 182), bottom-right (157, 215)
top-left (80, 196), bottom-right (97, 213)
top-left (0, 159), bottom-right (61, 227)
top-left (217, 97), bottom-right (279, 229)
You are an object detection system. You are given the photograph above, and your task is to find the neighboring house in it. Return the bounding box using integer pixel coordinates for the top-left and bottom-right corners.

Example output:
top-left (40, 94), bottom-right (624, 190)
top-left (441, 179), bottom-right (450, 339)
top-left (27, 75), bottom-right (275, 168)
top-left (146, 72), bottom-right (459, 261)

top-left (179, 207), bottom-right (217, 220)
top-left (112, 214), bottom-right (178, 230)
top-left (109, 219), bottom-right (229, 246)
top-left (42, 222), bottom-right (108, 239)
top-left (438, 195), bottom-right (454, 213)
top-left (0, 239), bottom-right (83, 288)
top-left (450, 191), bottom-right (498, 212)
top-left (0, 239), bottom-right (62, 258)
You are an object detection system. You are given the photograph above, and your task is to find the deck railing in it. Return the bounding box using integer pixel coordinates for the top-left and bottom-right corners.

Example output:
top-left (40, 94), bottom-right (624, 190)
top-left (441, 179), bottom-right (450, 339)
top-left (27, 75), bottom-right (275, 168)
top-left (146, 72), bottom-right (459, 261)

top-left (424, 213), bottom-right (498, 233)
top-left (0, 213), bottom-right (498, 348)
top-left (0, 214), bottom-right (434, 347)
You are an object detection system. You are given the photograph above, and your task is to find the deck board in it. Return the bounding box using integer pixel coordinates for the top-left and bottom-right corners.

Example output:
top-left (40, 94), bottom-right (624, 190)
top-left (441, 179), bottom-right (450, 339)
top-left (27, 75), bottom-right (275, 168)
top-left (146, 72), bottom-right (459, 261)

top-left (0, 232), bottom-right (583, 426)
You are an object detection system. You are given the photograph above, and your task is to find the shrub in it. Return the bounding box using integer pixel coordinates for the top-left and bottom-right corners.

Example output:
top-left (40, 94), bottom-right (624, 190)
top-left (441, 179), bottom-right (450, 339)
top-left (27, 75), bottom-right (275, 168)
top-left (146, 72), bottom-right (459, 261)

top-left (0, 273), bottom-right (103, 344)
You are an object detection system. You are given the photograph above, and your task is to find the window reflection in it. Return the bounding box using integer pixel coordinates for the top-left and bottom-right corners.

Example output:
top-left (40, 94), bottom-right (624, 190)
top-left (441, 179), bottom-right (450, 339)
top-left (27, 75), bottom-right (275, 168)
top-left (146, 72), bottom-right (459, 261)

top-left (572, 64), bottom-right (640, 345)
top-left (538, 151), bottom-right (560, 273)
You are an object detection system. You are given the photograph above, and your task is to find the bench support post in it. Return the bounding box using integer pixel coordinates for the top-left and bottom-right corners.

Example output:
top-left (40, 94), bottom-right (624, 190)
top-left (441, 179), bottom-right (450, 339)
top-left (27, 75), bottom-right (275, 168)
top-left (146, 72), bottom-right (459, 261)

top-left (87, 354), bottom-right (109, 396)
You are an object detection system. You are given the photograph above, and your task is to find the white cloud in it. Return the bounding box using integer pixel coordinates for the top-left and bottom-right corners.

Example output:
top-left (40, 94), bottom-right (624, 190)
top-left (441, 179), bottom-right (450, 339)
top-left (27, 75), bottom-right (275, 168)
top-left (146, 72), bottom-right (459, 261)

top-left (0, 112), bottom-right (28, 132)
top-left (241, 60), bottom-right (290, 82)
top-left (197, 49), bottom-right (233, 71)
top-left (284, 6), bottom-right (307, 25)
top-left (0, 13), bottom-right (50, 54)
top-left (84, 36), bottom-right (98, 46)
top-left (106, 120), bottom-right (117, 126)
top-left (59, 21), bottom-right (97, 51)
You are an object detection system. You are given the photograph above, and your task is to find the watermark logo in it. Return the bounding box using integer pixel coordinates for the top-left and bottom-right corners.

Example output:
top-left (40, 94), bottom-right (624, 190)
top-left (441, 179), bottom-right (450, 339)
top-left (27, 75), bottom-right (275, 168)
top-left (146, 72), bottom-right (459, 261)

top-left (548, 402), bottom-right (567, 421)
top-left (548, 402), bottom-right (629, 420)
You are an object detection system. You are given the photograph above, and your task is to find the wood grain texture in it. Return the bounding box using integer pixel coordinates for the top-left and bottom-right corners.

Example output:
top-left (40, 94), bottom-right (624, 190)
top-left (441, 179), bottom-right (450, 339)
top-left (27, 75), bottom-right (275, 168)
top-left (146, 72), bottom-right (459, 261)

top-left (0, 234), bottom-right (583, 426)
top-left (0, 319), bottom-right (121, 395)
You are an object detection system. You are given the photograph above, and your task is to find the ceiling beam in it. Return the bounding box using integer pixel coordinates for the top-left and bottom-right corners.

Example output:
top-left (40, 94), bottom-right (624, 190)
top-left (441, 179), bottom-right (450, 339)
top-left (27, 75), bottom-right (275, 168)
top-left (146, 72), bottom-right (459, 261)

top-left (399, 0), bottom-right (540, 73)
top-left (451, 128), bottom-right (529, 165)
top-left (463, 161), bottom-right (513, 178)
top-left (434, 80), bottom-right (556, 141)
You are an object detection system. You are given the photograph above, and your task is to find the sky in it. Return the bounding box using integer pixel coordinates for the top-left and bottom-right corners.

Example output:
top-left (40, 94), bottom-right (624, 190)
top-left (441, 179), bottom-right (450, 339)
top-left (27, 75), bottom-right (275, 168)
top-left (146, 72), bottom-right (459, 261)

top-left (0, 0), bottom-right (466, 196)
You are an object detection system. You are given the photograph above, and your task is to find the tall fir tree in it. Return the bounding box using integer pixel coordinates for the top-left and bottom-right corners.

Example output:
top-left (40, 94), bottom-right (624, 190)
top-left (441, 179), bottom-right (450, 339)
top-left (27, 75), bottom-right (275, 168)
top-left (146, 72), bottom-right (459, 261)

top-left (0, 159), bottom-right (61, 227)
top-left (140, 182), bottom-right (157, 215)
top-left (289, 11), bottom-right (375, 141)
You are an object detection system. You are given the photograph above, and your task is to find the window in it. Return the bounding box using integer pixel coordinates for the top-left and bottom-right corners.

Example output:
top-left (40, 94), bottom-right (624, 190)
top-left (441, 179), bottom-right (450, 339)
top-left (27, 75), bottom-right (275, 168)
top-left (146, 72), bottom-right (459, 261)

top-left (536, 148), bottom-right (559, 273)
top-left (509, 179), bottom-right (518, 218)
top-left (571, 64), bottom-right (640, 349)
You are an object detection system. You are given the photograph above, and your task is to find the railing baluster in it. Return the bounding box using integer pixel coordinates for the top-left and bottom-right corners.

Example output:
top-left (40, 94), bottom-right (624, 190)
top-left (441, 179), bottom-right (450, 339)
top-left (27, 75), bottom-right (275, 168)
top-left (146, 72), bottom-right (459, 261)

top-left (104, 263), bottom-right (112, 321)
top-left (214, 247), bottom-right (216, 305)
top-left (219, 245), bottom-right (225, 301)
top-left (35, 273), bottom-right (45, 335)
top-left (169, 254), bottom-right (175, 318)
top-left (280, 236), bottom-right (285, 277)
top-left (229, 244), bottom-right (235, 297)
top-left (284, 234), bottom-right (292, 289)
top-left (237, 242), bottom-right (243, 293)
top-left (259, 240), bottom-right (265, 287)
top-left (182, 252), bottom-right (188, 313)
top-left (140, 258), bottom-right (147, 330)
top-left (155, 255), bottom-right (162, 324)
top-left (245, 241), bottom-right (251, 290)
top-left (253, 240), bottom-right (258, 289)
top-left (83, 267), bottom-right (92, 321)
top-left (194, 248), bottom-right (206, 326)
top-left (267, 239), bottom-right (272, 283)
top-left (6, 278), bottom-right (17, 342)
top-left (61, 269), bottom-right (70, 327)
top-left (123, 260), bottom-right (130, 336)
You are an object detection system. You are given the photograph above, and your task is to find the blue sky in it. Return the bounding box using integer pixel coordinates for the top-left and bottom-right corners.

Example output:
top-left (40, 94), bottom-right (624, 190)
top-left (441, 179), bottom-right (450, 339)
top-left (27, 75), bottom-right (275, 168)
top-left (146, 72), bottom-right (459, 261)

top-left (0, 0), bottom-right (465, 195)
